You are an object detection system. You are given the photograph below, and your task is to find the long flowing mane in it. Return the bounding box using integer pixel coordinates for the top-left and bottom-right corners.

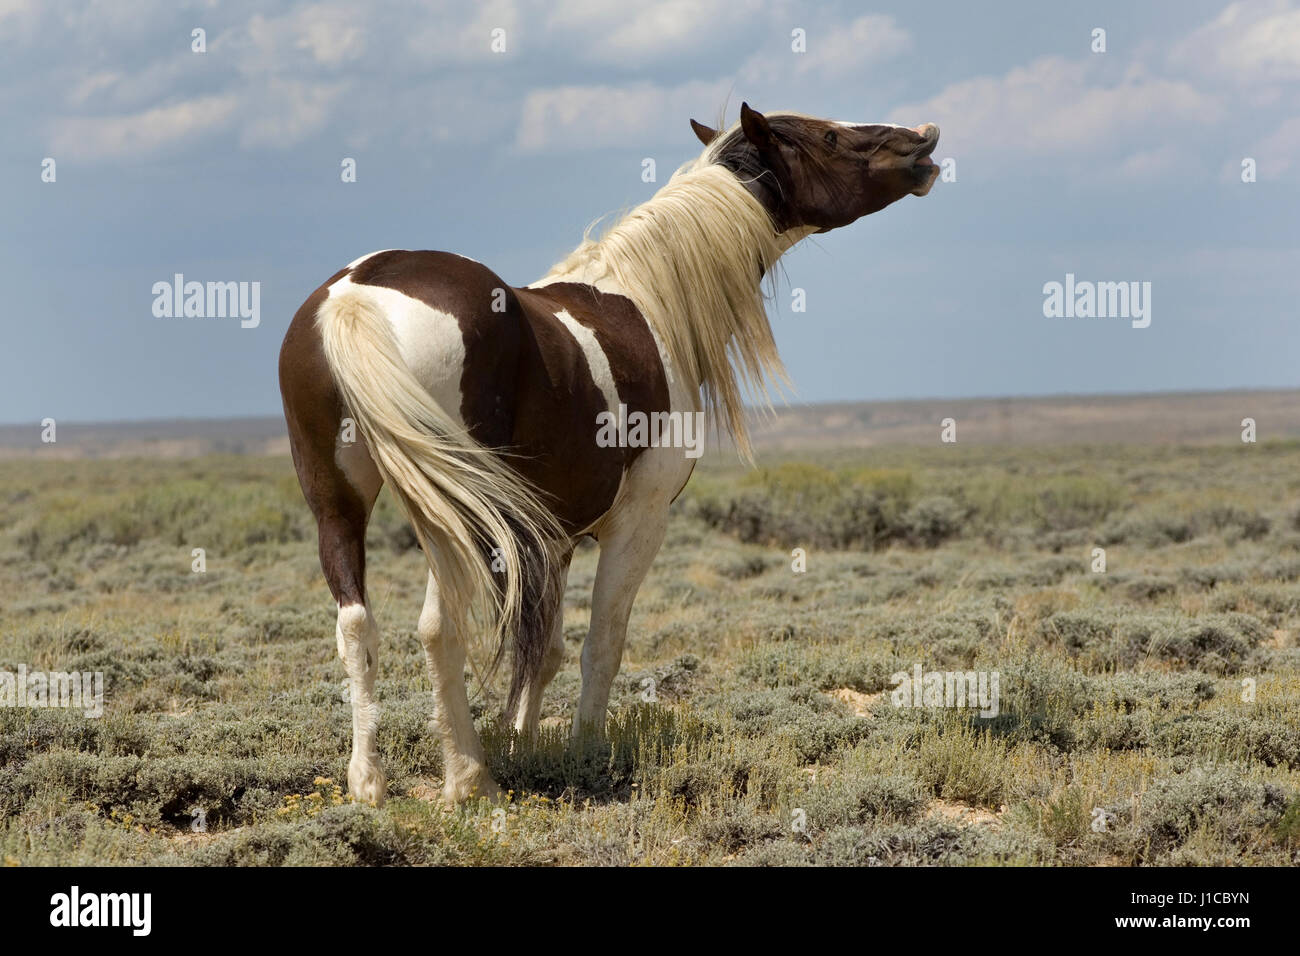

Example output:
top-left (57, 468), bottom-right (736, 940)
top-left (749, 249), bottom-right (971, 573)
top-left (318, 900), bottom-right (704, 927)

top-left (284, 105), bottom-right (941, 808)
top-left (538, 149), bottom-right (789, 461)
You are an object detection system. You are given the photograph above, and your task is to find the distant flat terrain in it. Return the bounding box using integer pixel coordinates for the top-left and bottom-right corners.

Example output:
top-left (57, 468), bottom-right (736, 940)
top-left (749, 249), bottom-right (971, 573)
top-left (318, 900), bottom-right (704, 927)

top-left (1, 389), bottom-right (1297, 459)
top-left (748, 389), bottom-right (1300, 450)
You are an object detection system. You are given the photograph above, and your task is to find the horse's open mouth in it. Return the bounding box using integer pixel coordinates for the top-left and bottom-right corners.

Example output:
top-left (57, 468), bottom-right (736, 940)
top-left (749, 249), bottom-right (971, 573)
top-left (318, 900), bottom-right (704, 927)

top-left (908, 131), bottom-right (940, 194)
top-left (910, 131), bottom-right (939, 166)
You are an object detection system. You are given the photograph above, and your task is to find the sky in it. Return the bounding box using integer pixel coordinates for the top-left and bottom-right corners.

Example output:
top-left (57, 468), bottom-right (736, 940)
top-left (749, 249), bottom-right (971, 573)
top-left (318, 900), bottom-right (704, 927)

top-left (1, 0), bottom-right (1297, 424)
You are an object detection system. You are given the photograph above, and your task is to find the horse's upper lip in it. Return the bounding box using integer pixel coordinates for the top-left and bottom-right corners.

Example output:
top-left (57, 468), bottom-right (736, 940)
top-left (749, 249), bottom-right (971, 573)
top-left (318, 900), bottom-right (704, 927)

top-left (911, 137), bottom-right (938, 163)
top-left (907, 124), bottom-right (940, 165)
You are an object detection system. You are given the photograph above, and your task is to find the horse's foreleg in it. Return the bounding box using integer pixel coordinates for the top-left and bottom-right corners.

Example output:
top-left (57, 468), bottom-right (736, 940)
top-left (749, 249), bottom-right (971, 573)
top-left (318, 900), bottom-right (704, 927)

top-left (574, 509), bottom-right (669, 737)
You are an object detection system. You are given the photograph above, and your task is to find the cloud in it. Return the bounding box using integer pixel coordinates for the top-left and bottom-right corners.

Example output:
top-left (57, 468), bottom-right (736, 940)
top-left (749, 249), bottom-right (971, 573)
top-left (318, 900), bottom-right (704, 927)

top-left (231, 2), bottom-right (370, 71)
top-left (0, 0), bottom-right (34, 22)
top-left (1119, 145), bottom-right (1184, 179)
top-left (1169, 0), bottom-right (1300, 85)
top-left (240, 9), bottom-right (366, 69)
top-left (403, 0), bottom-right (520, 63)
top-left (546, 0), bottom-right (764, 65)
top-left (793, 14), bottom-right (911, 78)
top-left (515, 78), bottom-right (730, 152)
top-left (238, 78), bottom-right (349, 149)
top-left (66, 71), bottom-right (121, 107)
top-left (890, 56), bottom-right (1222, 168)
top-left (62, 56), bottom-right (194, 114)
top-left (48, 94), bottom-right (239, 160)
top-left (23, 0), bottom-right (1300, 183)
top-left (1241, 114), bottom-right (1300, 177)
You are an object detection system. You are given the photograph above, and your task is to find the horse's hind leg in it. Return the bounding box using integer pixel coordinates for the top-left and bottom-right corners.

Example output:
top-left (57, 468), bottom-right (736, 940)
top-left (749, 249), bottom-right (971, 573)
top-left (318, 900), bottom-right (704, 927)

top-left (284, 407), bottom-right (386, 803)
top-left (317, 452), bottom-right (387, 805)
top-left (418, 570), bottom-right (504, 804)
top-left (335, 584), bottom-right (385, 805)
top-left (300, 478), bottom-right (386, 804)
top-left (282, 298), bottom-right (387, 803)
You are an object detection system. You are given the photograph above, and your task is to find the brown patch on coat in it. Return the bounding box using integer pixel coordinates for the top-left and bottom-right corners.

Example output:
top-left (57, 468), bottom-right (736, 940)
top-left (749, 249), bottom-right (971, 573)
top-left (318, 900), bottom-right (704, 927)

top-left (278, 266), bottom-right (370, 606)
top-left (345, 251), bottom-right (674, 534)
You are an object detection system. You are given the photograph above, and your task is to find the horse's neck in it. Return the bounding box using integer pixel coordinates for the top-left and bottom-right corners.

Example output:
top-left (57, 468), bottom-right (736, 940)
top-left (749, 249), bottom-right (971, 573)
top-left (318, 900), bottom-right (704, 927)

top-left (530, 194), bottom-right (810, 436)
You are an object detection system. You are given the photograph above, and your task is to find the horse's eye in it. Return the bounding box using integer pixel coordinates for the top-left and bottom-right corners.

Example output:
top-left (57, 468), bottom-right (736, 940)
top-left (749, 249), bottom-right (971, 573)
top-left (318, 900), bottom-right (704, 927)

top-left (824, 129), bottom-right (837, 148)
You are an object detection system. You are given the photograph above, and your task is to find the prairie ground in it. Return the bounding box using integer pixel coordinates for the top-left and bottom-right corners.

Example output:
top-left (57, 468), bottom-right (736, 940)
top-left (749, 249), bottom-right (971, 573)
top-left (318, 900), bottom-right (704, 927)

top-left (2, 440), bottom-right (1299, 865)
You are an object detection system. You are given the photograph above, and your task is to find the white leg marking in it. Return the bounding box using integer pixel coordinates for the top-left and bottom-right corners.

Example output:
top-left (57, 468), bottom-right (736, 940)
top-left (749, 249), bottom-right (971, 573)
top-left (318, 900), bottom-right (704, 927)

top-left (418, 571), bottom-right (503, 803)
top-left (337, 602), bottom-right (386, 804)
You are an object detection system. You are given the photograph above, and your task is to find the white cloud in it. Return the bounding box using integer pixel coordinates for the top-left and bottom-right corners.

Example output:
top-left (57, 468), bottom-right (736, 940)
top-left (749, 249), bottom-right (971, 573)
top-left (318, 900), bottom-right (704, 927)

top-left (0, 0), bottom-right (34, 21)
top-left (1119, 145), bottom-right (1185, 180)
top-left (238, 3), bottom-right (368, 71)
top-left (794, 14), bottom-right (911, 77)
top-left (58, 56), bottom-right (199, 115)
top-left (0, 0), bottom-right (41, 45)
top-left (27, 0), bottom-right (1300, 181)
top-left (239, 78), bottom-right (349, 149)
top-left (890, 56), bottom-right (1222, 166)
top-left (48, 94), bottom-right (239, 160)
top-left (404, 0), bottom-right (520, 63)
top-left (516, 79), bottom-right (731, 152)
top-left (547, 0), bottom-right (764, 64)
top-left (1169, 0), bottom-right (1300, 84)
top-left (1241, 114), bottom-right (1300, 177)
top-left (66, 71), bottom-right (121, 107)
top-left (293, 7), bottom-right (366, 66)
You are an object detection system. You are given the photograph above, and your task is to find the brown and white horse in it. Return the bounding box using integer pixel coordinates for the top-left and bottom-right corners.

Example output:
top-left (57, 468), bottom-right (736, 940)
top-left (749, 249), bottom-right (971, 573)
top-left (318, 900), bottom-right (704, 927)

top-left (278, 104), bottom-right (940, 805)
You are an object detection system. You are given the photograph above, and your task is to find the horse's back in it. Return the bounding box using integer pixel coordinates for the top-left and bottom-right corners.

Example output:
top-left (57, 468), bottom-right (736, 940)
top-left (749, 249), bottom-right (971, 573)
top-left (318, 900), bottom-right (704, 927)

top-left (287, 248), bottom-right (679, 533)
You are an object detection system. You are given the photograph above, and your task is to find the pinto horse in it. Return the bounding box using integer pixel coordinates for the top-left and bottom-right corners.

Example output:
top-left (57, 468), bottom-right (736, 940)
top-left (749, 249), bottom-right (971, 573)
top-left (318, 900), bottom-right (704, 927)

top-left (278, 104), bottom-right (940, 805)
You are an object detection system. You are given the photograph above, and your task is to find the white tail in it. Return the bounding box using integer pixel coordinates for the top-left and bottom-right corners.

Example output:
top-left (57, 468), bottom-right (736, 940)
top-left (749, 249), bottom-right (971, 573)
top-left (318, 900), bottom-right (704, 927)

top-left (315, 289), bottom-right (564, 687)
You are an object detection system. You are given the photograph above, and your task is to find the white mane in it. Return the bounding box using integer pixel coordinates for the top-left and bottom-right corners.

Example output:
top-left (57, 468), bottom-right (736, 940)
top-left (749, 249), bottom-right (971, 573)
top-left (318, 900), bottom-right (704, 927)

top-left (538, 143), bottom-right (795, 461)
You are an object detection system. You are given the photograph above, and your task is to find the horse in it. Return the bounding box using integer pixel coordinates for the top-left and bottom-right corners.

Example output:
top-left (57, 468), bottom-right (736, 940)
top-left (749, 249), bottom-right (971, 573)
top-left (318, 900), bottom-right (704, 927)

top-left (278, 104), bottom-right (941, 805)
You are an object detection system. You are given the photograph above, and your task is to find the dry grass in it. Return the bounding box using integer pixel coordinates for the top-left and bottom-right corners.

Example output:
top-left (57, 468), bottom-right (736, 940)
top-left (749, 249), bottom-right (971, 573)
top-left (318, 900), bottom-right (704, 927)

top-left (1, 440), bottom-right (1299, 865)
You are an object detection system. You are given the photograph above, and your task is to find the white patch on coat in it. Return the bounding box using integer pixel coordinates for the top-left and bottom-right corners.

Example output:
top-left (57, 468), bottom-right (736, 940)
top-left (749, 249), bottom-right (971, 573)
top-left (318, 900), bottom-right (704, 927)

top-left (326, 275), bottom-right (467, 429)
top-left (553, 309), bottom-right (620, 415)
top-left (345, 249), bottom-right (396, 269)
top-left (321, 272), bottom-right (467, 503)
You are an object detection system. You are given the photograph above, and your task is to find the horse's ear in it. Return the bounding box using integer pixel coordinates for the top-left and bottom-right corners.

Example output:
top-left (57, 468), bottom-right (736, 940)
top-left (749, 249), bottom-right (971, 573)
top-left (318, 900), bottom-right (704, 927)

top-left (690, 118), bottom-right (717, 147)
top-left (739, 102), bottom-right (776, 151)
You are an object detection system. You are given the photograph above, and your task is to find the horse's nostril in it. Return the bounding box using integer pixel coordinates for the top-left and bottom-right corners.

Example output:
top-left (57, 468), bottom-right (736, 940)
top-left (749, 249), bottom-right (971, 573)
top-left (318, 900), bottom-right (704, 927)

top-left (915, 123), bottom-right (939, 141)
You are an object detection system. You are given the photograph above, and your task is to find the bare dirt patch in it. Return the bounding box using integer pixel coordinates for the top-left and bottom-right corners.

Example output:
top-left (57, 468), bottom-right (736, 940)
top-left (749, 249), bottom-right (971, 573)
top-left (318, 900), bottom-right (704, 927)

top-left (925, 798), bottom-right (1005, 829)
top-left (829, 687), bottom-right (885, 717)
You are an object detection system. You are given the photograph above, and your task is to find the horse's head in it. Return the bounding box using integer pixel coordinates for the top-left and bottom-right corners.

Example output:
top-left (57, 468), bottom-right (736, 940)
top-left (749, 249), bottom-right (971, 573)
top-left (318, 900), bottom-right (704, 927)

top-left (691, 103), bottom-right (940, 234)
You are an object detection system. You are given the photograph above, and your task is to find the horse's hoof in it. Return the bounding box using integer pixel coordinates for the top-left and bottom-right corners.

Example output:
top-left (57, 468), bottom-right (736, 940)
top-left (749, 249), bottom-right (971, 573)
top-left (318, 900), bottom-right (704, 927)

top-left (348, 760), bottom-right (388, 807)
top-left (441, 771), bottom-right (505, 807)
